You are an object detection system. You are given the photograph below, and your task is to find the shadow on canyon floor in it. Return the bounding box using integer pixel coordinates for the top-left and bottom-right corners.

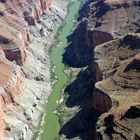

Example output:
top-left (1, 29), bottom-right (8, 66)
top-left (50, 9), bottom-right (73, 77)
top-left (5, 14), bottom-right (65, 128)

top-left (77, 0), bottom-right (93, 21)
top-left (60, 1), bottom-right (101, 138)
top-left (62, 0), bottom-right (96, 68)
top-left (60, 107), bottom-right (100, 140)
top-left (59, 69), bottom-right (101, 140)
top-left (65, 69), bottom-right (94, 108)
top-left (62, 21), bottom-right (93, 68)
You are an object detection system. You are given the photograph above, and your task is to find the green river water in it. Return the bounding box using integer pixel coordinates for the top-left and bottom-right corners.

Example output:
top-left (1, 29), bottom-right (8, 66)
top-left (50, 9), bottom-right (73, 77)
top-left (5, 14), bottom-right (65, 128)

top-left (41, 1), bottom-right (81, 140)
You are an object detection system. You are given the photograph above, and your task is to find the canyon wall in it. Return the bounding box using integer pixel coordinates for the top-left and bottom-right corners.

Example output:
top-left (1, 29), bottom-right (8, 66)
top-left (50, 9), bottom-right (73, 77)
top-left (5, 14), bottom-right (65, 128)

top-left (0, 0), bottom-right (52, 66)
top-left (95, 33), bottom-right (140, 140)
top-left (0, 50), bottom-right (23, 139)
top-left (62, 0), bottom-right (140, 68)
top-left (85, 0), bottom-right (140, 139)
top-left (1, 0), bottom-right (140, 139)
top-left (0, 0), bottom-right (52, 138)
top-left (60, 0), bottom-right (140, 139)
top-left (0, 0), bottom-right (68, 139)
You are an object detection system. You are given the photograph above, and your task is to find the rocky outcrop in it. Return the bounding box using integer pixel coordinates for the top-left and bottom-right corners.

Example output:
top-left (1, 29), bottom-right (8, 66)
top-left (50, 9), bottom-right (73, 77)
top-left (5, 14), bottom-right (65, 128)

top-left (23, 0), bottom-right (52, 25)
top-left (94, 33), bottom-right (140, 139)
top-left (89, 62), bottom-right (112, 113)
top-left (0, 0), bottom-right (52, 65)
top-left (86, 0), bottom-right (140, 35)
top-left (0, 51), bottom-right (23, 139)
top-left (62, 0), bottom-right (140, 68)
top-left (0, 20), bottom-right (27, 65)
top-left (0, 51), bottom-right (22, 105)
top-left (0, 0), bottom-right (52, 25)
top-left (92, 89), bottom-right (112, 113)
top-left (61, 0), bottom-right (140, 139)
top-left (87, 0), bottom-right (140, 46)
top-left (0, 0), bottom-right (69, 139)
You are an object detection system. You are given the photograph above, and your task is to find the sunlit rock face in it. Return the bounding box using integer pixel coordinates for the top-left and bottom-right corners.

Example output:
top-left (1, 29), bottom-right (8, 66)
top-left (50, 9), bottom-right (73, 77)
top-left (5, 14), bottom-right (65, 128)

top-left (0, 51), bottom-right (23, 139)
top-left (62, 0), bottom-right (140, 68)
top-left (94, 33), bottom-right (140, 139)
top-left (86, 0), bottom-right (140, 33)
top-left (0, 0), bottom-right (52, 25)
top-left (0, 0), bottom-right (52, 139)
top-left (86, 0), bottom-right (140, 46)
top-left (0, 0), bottom-right (52, 65)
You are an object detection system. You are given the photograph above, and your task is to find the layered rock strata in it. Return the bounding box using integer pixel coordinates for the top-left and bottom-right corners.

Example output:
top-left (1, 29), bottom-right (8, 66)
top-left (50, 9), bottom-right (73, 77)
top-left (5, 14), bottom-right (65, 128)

top-left (86, 0), bottom-right (140, 44)
top-left (60, 0), bottom-right (140, 140)
top-left (90, 1), bottom-right (140, 139)
top-left (62, 0), bottom-right (140, 67)
top-left (0, 51), bottom-right (22, 139)
top-left (0, 0), bottom-right (68, 139)
top-left (94, 33), bottom-right (140, 140)
top-left (0, 0), bottom-right (52, 65)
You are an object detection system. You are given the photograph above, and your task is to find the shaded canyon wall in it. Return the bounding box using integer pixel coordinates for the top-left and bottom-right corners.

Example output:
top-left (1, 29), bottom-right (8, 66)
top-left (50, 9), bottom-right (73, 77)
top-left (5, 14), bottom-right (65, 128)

top-left (60, 0), bottom-right (140, 139)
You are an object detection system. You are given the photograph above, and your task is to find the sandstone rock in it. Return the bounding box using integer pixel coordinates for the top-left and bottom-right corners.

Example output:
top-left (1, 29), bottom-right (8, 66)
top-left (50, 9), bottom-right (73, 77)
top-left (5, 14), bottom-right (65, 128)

top-left (0, 0), bottom-right (52, 65)
top-left (0, 51), bottom-right (23, 139)
top-left (94, 33), bottom-right (140, 139)
top-left (62, 0), bottom-right (140, 68)
top-left (60, 0), bottom-right (140, 139)
top-left (0, 0), bottom-right (67, 139)
top-left (86, 0), bottom-right (140, 46)
top-left (0, 1), bottom-right (53, 139)
top-left (0, 51), bottom-right (23, 106)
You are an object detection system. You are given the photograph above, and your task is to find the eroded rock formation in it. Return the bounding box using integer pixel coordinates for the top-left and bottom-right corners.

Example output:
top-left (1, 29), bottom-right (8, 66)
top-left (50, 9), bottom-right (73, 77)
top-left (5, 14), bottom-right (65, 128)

top-left (0, 0), bottom-right (52, 65)
top-left (0, 0), bottom-right (68, 139)
top-left (60, 0), bottom-right (140, 140)
top-left (0, 51), bottom-right (22, 139)
top-left (94, 34), bottom-right (140, 139)
top-left (63, 0), bottom-right (140, 67)
top-left (90, 1), bottom-right (140, 139)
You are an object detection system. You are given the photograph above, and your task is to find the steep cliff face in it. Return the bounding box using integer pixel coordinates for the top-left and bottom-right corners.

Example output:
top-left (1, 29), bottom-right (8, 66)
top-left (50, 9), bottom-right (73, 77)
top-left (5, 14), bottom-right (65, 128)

top-left (61, 0), bottom-right (140, 139)
top-left (0, 0), bottom-right (68, 139)
top-left (0, 20), bottom-right (27, 65)
top-left (0, 0), bottom-right (52, 25)
top-left (0, 57), bottom-right (22, 106)
top-left (62, 0), bottom-right (140, 68)
top-left (94, 34), bottom-right (140, 139)
top-left (86, 0), bottom-right (140, 46)
top-left (90, 1), bottom-right (140, 138)
top-left (86, 0), bottom-right (140, 36)
top-left (84, 0), bottom-right (140, 115)
top-left (0, 50), bottom-right (23, 139)
top-left (0, 0), bottom-right (52, 65)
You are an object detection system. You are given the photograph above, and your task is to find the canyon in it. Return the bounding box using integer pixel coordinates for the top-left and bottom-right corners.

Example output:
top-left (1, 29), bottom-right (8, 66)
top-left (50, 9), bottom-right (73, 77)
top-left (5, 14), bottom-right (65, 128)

top-left (0, 0), bottom-right (140, 140)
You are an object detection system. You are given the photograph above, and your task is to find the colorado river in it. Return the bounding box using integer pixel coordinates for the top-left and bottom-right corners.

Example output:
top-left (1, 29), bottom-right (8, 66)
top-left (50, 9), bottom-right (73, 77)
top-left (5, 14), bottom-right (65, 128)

top-left (41, 1), bottom-right (81, 140)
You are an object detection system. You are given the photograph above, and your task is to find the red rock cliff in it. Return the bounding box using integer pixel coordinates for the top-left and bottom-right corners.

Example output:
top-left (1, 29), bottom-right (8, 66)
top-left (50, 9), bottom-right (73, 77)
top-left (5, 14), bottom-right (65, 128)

top-left (0, 0), bottom-right (52, 138)
top-left (0, 0), bottom-right (52, 65)
top-left (0, 51), bottom-right (23, 139)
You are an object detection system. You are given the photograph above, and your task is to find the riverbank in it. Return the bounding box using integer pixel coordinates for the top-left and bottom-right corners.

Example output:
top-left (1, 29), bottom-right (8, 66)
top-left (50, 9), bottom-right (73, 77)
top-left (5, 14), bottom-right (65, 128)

top-left (40, 1), bottom-right (82, 140)
top-left (3, 1), bottom-right (69, 140)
